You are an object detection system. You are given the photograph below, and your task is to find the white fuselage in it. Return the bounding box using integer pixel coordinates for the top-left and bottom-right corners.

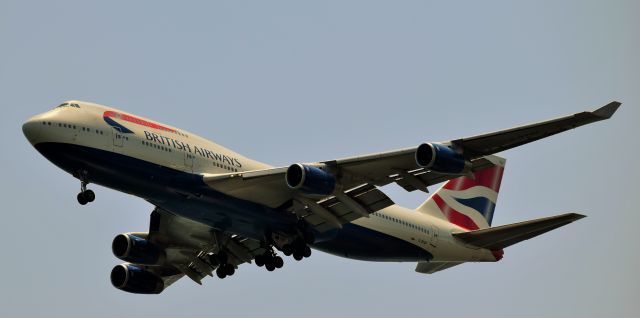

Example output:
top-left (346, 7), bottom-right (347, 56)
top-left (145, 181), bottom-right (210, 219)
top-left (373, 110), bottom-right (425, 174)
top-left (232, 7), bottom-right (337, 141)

top-left (23, 101), bottom-right (497, 263)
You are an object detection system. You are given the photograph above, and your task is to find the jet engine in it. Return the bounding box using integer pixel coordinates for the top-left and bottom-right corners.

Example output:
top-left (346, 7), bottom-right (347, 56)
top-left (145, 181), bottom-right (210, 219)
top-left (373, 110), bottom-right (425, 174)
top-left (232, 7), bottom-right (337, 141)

top-left (415, 143), bottom-right (470, 174)
top-left (110, 263), bottom-right (164, 294)
top-left (285, 164), bottom-right (336, 195)
top-left (112, 233), bottom-right (163, 265)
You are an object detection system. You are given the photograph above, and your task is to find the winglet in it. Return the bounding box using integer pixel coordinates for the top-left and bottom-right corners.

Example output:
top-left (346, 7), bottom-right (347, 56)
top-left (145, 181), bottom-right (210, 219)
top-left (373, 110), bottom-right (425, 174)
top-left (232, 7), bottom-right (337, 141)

top-left (592, 101), bottom-right (621, 119)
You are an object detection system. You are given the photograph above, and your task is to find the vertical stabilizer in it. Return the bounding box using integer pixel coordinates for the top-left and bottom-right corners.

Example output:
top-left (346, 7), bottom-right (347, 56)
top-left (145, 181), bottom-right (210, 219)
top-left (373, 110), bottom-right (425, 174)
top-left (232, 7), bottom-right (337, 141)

top-left (416, 155), bottom-right (506, 230)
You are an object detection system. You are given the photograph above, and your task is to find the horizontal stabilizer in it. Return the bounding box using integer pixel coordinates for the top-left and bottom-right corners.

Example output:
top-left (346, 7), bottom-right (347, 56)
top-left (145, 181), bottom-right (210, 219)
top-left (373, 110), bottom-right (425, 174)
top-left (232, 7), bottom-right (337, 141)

top-left (452, 213), bottom-right (585, 250)
top-left (415, 261), bottom-right (464, 274)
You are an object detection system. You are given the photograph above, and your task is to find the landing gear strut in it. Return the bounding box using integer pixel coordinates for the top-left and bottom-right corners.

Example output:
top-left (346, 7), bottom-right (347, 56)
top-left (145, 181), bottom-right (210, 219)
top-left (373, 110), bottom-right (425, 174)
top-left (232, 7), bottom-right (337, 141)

top-left (76, 171), bottom-right (95, 205)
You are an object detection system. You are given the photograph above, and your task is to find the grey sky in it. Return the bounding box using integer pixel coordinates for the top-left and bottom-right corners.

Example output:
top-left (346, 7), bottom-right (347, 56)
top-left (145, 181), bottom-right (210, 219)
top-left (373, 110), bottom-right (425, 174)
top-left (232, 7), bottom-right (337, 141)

top-left (1, 1), bottom-right (638, 317)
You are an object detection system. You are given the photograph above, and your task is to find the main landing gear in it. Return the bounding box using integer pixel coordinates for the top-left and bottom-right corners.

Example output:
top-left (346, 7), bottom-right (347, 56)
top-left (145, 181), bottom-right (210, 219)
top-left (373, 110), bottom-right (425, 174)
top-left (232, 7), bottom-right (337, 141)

top-left (254, 247), bottom-right (284, 272)
top-left (209, 252), bottom-right (236, 279)
top-left (281, 240), bottom-right (312, 261)
top-left (76, 172), bottom-right (95, 205)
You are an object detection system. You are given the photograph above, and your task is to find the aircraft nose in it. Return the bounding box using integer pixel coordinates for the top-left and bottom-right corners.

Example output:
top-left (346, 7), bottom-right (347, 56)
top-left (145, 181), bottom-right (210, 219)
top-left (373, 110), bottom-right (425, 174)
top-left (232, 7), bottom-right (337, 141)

top-left (22, 115), bottom-right (44, 145)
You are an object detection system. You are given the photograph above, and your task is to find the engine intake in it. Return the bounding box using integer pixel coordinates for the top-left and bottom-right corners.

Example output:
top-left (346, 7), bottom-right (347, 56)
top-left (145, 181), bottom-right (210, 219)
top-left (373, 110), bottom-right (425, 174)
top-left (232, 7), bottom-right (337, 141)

top-left (110, 264), bottom-right (164, 294)
top-left (416, 143), bottom-right (470, 174)
top-left (112, 233), bottom-right (163, 265)
top-left (285, 164), bottom-right (336, 195)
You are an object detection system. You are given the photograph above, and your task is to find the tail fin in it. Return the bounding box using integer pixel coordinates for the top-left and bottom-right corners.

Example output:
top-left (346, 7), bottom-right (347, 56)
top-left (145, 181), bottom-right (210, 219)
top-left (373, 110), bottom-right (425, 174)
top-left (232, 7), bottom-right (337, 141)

top-left (416, 155), bottom-right (506, 230)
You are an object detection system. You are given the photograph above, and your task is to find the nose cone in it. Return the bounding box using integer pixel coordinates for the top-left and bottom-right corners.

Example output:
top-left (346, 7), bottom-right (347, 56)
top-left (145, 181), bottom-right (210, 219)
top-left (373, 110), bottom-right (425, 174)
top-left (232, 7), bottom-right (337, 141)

top-left (22, 116), bottom-right (43, 145)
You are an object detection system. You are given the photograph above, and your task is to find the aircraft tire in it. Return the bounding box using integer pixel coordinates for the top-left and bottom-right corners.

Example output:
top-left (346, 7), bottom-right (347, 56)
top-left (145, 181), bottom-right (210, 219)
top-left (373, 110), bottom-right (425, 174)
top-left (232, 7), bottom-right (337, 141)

top-left (255, 255), bottom-right (265, 267)
top-left (274, 256), bottom-right (284, 268)
top-left (225, 264), bottom-right (235, 276)
top-left (77, 193), bottom-right (88, 205)
top-left (84, 190), bottom-right (95, 202)
top-left (282, 244), bottom-right (293, 256)
top-left (265, 263), bottom-right (275, 271)
top-left (216, 267), bottom-right (227, 279)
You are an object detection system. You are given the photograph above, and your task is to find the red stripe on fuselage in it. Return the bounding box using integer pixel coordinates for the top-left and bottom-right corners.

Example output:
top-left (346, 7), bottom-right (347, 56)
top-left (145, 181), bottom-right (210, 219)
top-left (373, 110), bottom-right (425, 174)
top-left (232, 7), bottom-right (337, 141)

top-left (103, 111), bottom-right (177, 133)
top-left (431, 194), bottom-right (479, 230)
top-left (443, 166), bottom-right (504, 192)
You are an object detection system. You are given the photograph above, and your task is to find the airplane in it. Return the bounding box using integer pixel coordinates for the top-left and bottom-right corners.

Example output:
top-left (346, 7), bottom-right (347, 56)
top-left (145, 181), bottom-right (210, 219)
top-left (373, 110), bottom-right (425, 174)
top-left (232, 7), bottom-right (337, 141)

top-left (22, 100), bottom-right (620, 294)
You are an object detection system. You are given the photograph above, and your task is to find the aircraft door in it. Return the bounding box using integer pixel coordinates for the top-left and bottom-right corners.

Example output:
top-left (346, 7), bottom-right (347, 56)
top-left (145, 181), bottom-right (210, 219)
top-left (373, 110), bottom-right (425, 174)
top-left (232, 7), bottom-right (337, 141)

top-left (184, 153), bottom-right (194, 172)
top-left (112, 127), bottom-right (124, 148)
top-left (429, 225), bottom-right (439, 247)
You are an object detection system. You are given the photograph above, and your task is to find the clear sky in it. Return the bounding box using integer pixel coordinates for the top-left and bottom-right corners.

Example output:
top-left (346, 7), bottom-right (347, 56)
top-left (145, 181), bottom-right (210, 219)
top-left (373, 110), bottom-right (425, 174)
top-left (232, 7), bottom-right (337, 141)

top-left (1, 1), bottom-right (638, 317)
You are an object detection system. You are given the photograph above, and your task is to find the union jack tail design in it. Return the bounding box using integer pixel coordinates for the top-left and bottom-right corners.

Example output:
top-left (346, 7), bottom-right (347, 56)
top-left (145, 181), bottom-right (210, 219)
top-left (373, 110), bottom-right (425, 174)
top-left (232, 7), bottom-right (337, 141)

top-left (416, 155), bottom-right (506, 230)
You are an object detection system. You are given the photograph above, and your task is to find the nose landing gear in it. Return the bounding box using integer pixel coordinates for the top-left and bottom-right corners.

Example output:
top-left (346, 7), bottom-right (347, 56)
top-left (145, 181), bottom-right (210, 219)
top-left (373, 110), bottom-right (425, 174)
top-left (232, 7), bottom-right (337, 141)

top-left (76, 171), bottom-right (95, 205)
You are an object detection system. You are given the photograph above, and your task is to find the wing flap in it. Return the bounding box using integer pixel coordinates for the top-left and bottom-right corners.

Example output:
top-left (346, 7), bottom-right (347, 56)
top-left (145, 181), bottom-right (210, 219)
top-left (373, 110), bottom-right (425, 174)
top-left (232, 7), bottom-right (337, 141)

top-left (300, 184), bottom-right (395, 232)
top-left (143, 208), bottom-right (268, 288)
top-left (452, 213), bottom-right (586, 250)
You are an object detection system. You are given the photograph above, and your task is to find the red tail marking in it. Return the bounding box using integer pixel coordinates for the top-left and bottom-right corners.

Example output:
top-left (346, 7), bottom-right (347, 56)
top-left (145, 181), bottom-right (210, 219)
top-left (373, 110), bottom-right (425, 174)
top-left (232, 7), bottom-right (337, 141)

top-left (431, 194), bottom-right (479, 230)
top-left (443, 166), bottom-right (504, 192)
top-left (491, 249), bottom-right (504, 261)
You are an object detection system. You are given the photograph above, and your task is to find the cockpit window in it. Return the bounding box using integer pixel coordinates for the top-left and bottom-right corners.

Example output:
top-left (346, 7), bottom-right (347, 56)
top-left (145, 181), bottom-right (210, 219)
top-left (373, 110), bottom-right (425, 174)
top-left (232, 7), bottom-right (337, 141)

top-left (56, 103), bottom-right (80, 109)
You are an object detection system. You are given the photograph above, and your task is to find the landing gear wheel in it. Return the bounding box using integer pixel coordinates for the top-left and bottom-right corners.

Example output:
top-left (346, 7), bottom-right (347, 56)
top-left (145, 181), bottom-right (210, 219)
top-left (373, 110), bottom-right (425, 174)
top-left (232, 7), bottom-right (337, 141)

top-left (84, 190), bottom-right (95, 202)
top-left (303, 245), bottom-right (312, 258)
top-left (282, 244), bottom-right (294, 256)
top-left (216, 267), bottom-right (227, 279)
top-left (293, 251), bottom-right (303, 261)
top-left (274, 256), bottom-right (284, 269)
top-left (265, 262), bottom-right (275, 271)
top-left (225, 264), bottom-right (235, 276)
top-left (77, 193), bottom-right (88, 205)
top-left (255, 255), bottom-right (265, 267)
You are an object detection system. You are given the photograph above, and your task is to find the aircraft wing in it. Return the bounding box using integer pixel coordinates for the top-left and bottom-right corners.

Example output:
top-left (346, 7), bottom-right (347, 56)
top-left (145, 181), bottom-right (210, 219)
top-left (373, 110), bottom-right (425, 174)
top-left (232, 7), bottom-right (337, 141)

top-left (203, 102), bottom-right (619, 231)
top-left (449, 101), bottom-right (620, 157)
top-left (133, 207), bottom-right (268, 289)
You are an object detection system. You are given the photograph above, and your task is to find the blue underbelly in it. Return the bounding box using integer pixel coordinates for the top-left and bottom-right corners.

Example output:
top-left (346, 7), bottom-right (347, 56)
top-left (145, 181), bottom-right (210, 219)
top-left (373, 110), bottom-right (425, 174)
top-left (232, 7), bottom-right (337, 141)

top-left (33, 142), bottom-right (430, 262)
top-left (33, 142), bottom-right (297, 240)
top-left (313, 223), bottom-right (432, 262)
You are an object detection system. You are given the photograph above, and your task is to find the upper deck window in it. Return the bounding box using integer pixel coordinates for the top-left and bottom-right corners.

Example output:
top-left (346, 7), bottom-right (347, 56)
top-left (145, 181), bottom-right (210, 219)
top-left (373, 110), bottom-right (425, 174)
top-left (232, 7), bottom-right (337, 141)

top-left (56, 103), bottom-right (80, 109)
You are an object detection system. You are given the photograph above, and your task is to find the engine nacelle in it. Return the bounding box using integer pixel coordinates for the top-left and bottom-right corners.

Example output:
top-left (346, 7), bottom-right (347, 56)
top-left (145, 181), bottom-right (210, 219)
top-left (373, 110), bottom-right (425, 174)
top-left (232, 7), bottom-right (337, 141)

top-left (285, 164), bottom-right (336, 195)
top-left (112, 233), bottom-right (163, 265)
top-left (415, 143), bottom-right (470, 174)
top-left (110, 264), bottom-right (164, 294)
